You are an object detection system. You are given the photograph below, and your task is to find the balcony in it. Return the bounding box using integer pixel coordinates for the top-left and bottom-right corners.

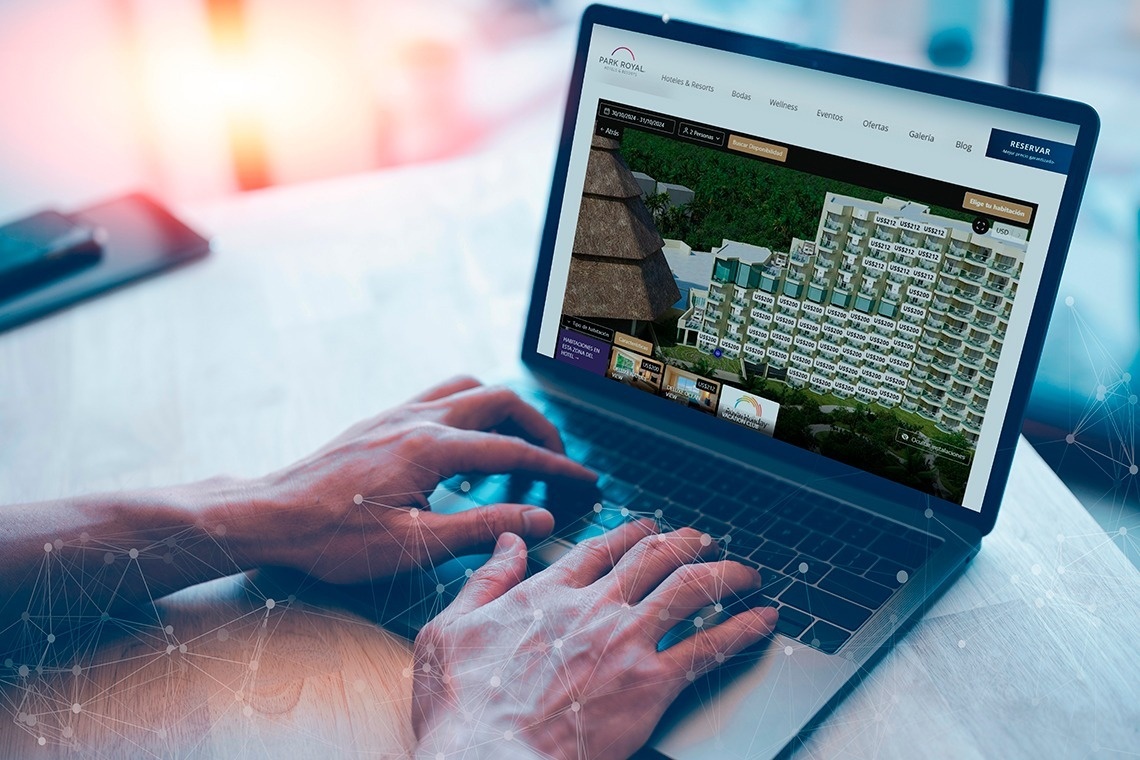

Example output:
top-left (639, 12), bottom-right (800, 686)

top-left (975, 385), bottom-right (992, 399)
top-left (957, 353), bottom-right (984, 369)
top-left (960, 267), bottom-right (984, 282)
top-left (963, 416), bottom-right (982, 433)
top-left (926, 374), bottom-right (949, 389)
top-left (818, 237), bottom-right (837, 253)
top-left (951, 305), bottom-right (974, 319)
top-left (947, 244), bottom-right (968, 258)
top-left (920, 334), bottom-right (939, 348)
top-left (930, 300), bottom-right (950, 314)
top-left (708, 292), bottom-right (725, 305)
top-left (815, 256), bottom-right (834, 271)
top-left (933, 355), bottom-right (956, 370)
top-left (993, 260), bottom-right (1016, 273)
top-left (911, 369), bottom-right (929, 381)
top-left (922, 388), bottom-right (945, 403)
top-left (980, 363), bottom-right (997, 379)
top-left (943, 322), bottom-right (967, 336)
top-left (921, 237), bottom-right (943, 252)
top-left (874, 228), bottom-right (893, 242)
top-left (850, 222), bottom-right (868, 237)
top-left (954, 288), bottom-right (981, 303)
top-left (926, 317), bottom-right (946, 330)
top-left (977, 299), bottom-right (1003, 315)
top-left (948, 386), bottom-right (969, 401)
top-left (942, 405), bottom-right (967, 420)
top-left (865, 248), bottom-right (889, 264)
top-left (936, 280), bottom-right (955, 295)
top-left (900, 233), bottom-right (919, 247)
top-left (966, 249), bottom-right (991, 264)
top-left (902, 399), bottom-right (921, 412)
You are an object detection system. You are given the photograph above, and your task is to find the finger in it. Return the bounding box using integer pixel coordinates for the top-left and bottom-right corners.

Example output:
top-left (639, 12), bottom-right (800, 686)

top-left (445, 532), bottom-right (530, 616)
top-left (604, 528), bottom-right (720, 604)
top-left (407, 375), bottom-right (483, 403)
top-left (639, 560), bottom-right (762, 635)
top-left (414, 503), bottom-right (554, 563)
top-left (431, 429), bottom-right (595, 482)
top-left (436, 385), bottom-right (566, 454)
top-left (659, 607), bottom-right (778, 679)
top-left (545, 518), bottom-right (658, 586)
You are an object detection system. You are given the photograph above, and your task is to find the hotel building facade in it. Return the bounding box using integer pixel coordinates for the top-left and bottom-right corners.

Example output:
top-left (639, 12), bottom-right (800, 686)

top-left (675, 193), bottom-right (1026, 443)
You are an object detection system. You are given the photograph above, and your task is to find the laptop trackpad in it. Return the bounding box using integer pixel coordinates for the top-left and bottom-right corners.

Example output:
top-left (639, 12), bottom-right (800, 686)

top-left (650, 635), bottom-right (856, 759)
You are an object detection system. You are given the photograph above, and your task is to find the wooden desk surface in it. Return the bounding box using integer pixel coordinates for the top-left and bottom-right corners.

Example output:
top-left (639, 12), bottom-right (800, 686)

top-left (1, 137), bottom-right (1138, 759)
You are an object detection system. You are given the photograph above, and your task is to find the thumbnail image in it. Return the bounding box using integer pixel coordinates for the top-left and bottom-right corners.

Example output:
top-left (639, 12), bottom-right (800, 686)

top-left (608, 346), bottom-right (665, 392)
top-left (717, 384), bottom-right (779, 436)
top-left (662, 365), bottom-right (720, 413)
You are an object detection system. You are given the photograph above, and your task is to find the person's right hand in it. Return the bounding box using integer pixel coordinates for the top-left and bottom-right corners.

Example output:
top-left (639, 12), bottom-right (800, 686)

top-left (411, 521), bottom-right (779, 760)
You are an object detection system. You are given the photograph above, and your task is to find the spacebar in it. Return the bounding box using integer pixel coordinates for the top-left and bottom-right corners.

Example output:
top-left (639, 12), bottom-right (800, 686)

top-left (778, 581), bottom-right (872, 632)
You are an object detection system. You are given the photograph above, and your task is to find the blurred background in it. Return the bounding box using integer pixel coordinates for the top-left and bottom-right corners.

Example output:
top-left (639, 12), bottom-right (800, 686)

top-left (1, 0), bottom-right (1137, 561)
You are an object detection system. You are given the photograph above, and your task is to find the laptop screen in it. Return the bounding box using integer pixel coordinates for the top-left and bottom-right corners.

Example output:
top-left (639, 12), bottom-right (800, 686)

top-left (533, 22), bottom-right (1084, 513)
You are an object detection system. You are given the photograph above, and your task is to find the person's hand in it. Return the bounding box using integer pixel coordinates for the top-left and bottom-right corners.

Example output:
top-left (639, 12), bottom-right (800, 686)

top-left (232, 376), bottom-right (596, 584)
top-left (411, 521), bottom-right (779, 760)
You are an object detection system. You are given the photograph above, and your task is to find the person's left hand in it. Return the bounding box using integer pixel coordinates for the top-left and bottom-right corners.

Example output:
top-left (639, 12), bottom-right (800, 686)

top-left (226, 376), bottom-right (596, 583)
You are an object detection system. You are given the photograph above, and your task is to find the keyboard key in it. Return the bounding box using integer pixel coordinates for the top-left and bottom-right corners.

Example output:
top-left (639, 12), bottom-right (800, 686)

top-left (773, 606), bottom-right (812, 638)
top-left (865, 558), bottom-right (912, 588)
top-left (796, 534), bottom-right (843, 561)
top-left (691, 514), bottom-right (731, 539)
top-left (725, 532), bottom-right (763, 557)
top-left (784, 555), bottom-right (830, 584)
top-left (702, 496), bottom-right (745, 522)
top-left (801, 620), bottom-right (851, 654)
top-left (796, 505), bottom-right (842, 532)
top-left (766, 519), bottom-right (810, 548)
top-left (758, 571), bottom-right (793, 598)
top-left (778, 581), bottom-right (872, 632)
top-left (819, 568), bottom-right (893, 609)
top-left (831, 545), bottom-right (877, 574)
top-left (752, 542), bottom-right (797, 573)
top-left (664, 503), bottom-right (700, 528)
top-left (592, 505), bottom-right (629, 530)
top-left (736, 509), bottom-right (780, 534)
top-left (868, 534), bottom-right (930, 569)
top-left (597, 476), bottom-right (639, 507)
top-left (832, 519), bottom-right (881, 547)
top-left (668, 481), bottom-right (714, 510)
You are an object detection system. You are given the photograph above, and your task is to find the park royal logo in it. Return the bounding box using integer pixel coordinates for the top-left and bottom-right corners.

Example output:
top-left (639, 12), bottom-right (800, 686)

top-left (598, 46), bottom-right (645, 76)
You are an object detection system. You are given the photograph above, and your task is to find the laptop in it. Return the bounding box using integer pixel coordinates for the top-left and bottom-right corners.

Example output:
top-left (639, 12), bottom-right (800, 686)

top-left (414, 5), bottom-right (1098, 758)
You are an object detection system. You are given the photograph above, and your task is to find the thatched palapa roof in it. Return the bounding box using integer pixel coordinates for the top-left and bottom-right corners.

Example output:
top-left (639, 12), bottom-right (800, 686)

top-left (563, 134), bottom-right (680, 321)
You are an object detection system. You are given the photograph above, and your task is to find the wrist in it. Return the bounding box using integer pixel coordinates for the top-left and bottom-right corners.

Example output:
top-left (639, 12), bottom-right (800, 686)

top-left (413, 718), bottom-right (546, 760)
top-left (168, 474), bottom-right (270, 570)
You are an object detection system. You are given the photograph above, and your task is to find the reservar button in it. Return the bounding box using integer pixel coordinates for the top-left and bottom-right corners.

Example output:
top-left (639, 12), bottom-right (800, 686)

top-left (727, 135), bottom-right (788, 162)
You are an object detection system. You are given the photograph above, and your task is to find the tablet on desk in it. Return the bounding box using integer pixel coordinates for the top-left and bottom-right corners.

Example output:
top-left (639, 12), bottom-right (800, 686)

top-left (0, 193), bottom-right (210, 333)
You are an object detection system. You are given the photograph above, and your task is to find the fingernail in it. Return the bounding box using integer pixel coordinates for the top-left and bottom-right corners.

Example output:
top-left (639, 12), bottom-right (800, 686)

top-left (753, 570), bottom-right (765, 589)
top-left (760, 607), bottom-right (779, 626)
top-left (521, 507), bottom-right (554, 536)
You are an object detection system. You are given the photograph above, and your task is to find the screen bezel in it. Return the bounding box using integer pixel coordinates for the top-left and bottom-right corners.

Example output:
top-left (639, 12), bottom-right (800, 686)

top-left (521, 4), bottom-right (1100, 537)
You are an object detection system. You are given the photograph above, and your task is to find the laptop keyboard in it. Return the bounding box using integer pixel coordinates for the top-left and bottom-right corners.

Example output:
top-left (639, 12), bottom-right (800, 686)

top-left (532, 390), bottom-right (943, 655)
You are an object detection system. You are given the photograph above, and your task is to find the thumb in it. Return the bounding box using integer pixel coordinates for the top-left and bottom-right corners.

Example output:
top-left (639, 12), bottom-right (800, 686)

top-left (447, 532), bottom-right (529, 615)
top-left (420, 503), bottom-right (554, 562)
